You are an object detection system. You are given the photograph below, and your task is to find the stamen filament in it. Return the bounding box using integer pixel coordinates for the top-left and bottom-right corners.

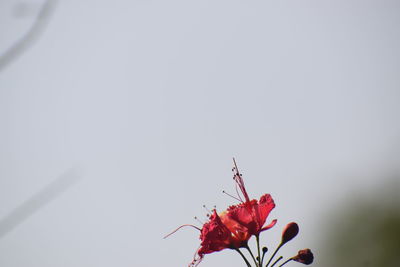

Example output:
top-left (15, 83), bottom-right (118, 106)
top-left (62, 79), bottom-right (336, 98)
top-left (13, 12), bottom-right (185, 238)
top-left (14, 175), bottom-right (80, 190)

top-left (232, 157), bottom-right (250, 202)
top-left (194, 216), bottom-right (204, 224)
top-left (163, 224), bottom-right (201, 239)
top-left (235, 183), bottom-right (244, 203)
top-left (202, 205), bottom-right (211, 214)
top-left (222, 190), bottom-right (242, 202)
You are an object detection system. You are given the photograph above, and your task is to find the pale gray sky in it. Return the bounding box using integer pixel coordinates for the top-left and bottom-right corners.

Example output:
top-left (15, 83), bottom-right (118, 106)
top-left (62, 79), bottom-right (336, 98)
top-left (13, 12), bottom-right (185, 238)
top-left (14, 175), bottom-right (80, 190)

top-left (0, 1), bottom-right (399, 267)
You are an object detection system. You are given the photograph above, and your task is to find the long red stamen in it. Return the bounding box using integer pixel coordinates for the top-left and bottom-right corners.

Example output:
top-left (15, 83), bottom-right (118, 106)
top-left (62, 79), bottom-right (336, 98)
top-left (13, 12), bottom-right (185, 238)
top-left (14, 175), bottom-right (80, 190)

top-left (202, 205), bottom-right (212, 214)
top-left (163, 224), bottom-right (201, 239)
top-left (233, 157), bottom-right (250, 202)
top-left (234, 183), bottom-right (244, 203)
top-left (232, 162), bottom-right (244, 202)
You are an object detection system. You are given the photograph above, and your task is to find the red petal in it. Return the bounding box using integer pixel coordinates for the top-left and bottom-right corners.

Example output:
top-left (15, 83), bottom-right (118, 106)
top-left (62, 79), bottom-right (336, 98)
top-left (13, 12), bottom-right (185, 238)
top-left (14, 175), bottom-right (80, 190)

top-left (260, 219), bottom-right (277, 232)
top-left (228, 200), bottom-right (257, 226)
top-left (257, 194), bottom-right (275, 226)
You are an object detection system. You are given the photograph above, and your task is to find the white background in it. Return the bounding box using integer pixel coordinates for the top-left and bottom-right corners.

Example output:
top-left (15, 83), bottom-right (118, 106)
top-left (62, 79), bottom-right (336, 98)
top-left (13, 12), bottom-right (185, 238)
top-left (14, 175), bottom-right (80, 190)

top-left (0, 0), bottom-right (399, 266)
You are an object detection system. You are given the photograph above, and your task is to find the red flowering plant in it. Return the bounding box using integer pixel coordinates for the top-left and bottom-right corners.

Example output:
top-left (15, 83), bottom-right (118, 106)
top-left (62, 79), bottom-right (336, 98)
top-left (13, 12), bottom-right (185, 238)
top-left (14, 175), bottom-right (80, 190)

top-left (165, 159), bottom-right (314, 267)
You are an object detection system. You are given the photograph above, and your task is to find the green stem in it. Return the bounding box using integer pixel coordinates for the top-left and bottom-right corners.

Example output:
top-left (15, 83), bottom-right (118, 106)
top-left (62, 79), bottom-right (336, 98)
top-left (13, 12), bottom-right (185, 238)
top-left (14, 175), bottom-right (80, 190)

top-left (265, 243), bottom-right (282, 267)
top-left (256, 235), bottom-right (261, 267)
top-left (278, 258), bottom-right (292, 267)
top-left (261, 250), bottom-right (267, 267)
top-left (270, 256), bottom-right (283, 267)
top-left (245, 245), bottom-right (259, 267)
top-left (235, 248), bottom-right (252, 267)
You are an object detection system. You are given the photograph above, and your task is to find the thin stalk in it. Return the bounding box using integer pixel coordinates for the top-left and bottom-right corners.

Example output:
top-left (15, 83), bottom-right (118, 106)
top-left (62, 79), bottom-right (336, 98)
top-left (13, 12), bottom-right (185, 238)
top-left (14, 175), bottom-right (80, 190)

top-left (270, 256), bottom-right (283, 267)
top-left (261, 249), bottom-right (267, 267)
top-left (256, 235), bottom-right (261, 267)
top-left (265, 243), bottom-right (282, 267)
top-left (245, 245), bottom-right (259, 267)
top-left (278, 258), bottom-right (292, 267)
top-left (235, 248), bottom-right (252, 267)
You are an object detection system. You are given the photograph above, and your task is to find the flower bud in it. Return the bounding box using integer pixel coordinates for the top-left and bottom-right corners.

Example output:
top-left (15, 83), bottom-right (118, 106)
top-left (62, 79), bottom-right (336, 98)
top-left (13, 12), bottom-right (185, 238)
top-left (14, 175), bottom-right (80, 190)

top-left (292, 249), bottom-right (314, 265)
top-left (281, 222), bottom-right (299, 245)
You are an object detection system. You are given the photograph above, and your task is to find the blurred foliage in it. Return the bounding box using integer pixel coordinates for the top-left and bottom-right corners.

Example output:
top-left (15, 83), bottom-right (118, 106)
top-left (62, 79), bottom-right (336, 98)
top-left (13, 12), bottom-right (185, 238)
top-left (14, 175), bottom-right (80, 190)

top-left (322, 177), bottom-right (400, 267)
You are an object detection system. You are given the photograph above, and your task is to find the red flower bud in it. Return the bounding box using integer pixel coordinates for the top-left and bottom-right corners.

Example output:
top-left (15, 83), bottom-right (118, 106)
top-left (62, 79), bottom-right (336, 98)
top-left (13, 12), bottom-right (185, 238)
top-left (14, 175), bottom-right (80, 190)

top-left (281, 222), bottom-right (299, 245)
top-left (292, 249), bottom-right (314, 265)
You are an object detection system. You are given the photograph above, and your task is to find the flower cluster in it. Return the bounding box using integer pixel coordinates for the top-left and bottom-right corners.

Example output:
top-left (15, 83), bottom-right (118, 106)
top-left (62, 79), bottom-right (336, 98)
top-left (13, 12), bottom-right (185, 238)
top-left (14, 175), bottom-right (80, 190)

top-left (165, 159), bottom-right (314, 267)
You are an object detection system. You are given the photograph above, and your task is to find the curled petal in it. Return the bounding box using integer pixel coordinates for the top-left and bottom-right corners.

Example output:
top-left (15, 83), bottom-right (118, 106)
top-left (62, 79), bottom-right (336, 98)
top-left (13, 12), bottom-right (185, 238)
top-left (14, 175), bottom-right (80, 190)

top-left (257, 194), bottom-right (275, 223)
top-left (260, 219), bottom-right (278, 232)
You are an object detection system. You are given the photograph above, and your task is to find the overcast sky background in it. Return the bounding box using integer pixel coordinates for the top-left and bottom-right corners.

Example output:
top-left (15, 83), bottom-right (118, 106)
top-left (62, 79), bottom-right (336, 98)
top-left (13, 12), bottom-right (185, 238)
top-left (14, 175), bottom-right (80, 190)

top-left (0, 0), bottom-right (399, 267)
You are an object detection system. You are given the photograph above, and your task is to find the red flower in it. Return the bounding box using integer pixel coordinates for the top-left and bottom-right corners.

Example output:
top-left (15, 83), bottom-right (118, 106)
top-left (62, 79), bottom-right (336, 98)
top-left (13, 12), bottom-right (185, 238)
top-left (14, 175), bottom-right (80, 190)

top-left (191, 210), bottom-right (251, 266)
top-left (225, 159), bottom-right (277, 237)
top-left (168, 159), bottom-right (278, 267)
top-left (226, 194), bottom-right (277, 236)
top-left (198, 210), bottom-right (249, 254)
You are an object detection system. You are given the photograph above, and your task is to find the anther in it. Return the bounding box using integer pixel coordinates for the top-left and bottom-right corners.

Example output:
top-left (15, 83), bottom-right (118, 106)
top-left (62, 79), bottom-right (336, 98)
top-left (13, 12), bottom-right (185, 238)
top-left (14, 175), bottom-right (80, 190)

top-left (261, 246), bottom-right (268, 266)
top-left (203, 205), bottom-right (212, 214)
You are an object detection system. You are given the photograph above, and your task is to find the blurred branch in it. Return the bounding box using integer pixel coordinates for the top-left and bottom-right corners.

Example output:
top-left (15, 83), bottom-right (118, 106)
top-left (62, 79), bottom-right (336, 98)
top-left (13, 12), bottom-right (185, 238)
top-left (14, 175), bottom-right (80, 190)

top-left (0, 0), bottom-right (57, 72)
top-left (0, 168), bottom-right (81, 239)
